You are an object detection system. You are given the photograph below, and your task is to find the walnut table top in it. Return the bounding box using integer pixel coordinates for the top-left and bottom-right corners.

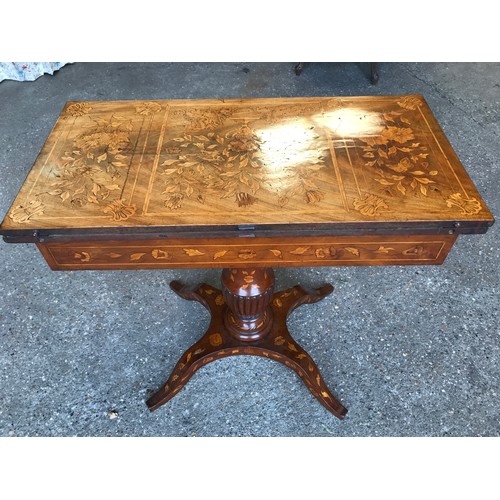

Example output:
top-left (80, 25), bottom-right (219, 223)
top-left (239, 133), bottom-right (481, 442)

top-left (0, 95), bottom-right (493, 234)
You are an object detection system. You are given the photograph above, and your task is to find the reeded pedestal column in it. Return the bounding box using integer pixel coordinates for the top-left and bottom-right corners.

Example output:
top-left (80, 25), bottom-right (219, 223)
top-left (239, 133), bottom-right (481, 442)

top-left (222, 268), bottom-right (274, 341)
top-left (146, 268), bottom-right (347, 419)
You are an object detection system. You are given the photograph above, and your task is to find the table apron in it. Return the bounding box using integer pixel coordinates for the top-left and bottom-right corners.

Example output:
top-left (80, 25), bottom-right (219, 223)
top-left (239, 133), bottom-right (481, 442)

top-left (36, 234), bottom-right (458, 270)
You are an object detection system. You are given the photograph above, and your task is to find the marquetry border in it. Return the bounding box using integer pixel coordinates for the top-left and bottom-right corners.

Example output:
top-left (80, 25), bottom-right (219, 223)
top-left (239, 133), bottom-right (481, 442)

top-left (37, 234), bottom-right (458, 270)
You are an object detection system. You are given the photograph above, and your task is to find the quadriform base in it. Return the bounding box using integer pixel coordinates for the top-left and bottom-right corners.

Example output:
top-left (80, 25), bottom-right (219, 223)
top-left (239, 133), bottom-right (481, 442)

top-left (146, 268), bottom-right (347, 419)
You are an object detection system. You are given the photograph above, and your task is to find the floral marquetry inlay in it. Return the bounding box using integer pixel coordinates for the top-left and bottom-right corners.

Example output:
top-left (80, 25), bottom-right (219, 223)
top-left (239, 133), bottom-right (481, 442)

top-left (42, 235), bottom-right (457, 270)
top-left (160, 123), bottom-right (328, 210)
top-left (9, 200), bottom-right (45, 224)
top-left (353, 194), bottom-right (388, 217)
top-left (357, 110), bottom-right (439, 199)
top-left (0, 96), bottom-right (492, 234)
top-left (135, 101), bottom-right (162, 115)
top-left (445, 193), bottom-right (482, 215)
top-left (67, 103), bottom-right (93, 117)
top-left (103, 199), bottom-right (137, 221)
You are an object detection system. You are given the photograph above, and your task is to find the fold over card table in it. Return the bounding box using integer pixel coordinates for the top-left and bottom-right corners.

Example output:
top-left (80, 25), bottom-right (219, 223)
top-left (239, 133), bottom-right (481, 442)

top-left (0, 95), bottom-right (494, 419)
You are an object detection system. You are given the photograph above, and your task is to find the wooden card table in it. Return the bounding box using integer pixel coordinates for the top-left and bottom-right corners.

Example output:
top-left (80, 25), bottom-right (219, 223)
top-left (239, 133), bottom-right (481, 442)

top-left (0, 95), bottom-right (494, 419)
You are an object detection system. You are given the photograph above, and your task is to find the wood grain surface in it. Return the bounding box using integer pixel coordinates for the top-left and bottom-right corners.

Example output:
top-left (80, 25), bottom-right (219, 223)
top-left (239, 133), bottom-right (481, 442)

top-left (36, 234), bottom-right (457, 270)
top-left (1, 95), bottom-right (493, 418)
top-left (0, 95), bottom-right (494, 238)
top-left (146, 272), bottom-right (348, 418)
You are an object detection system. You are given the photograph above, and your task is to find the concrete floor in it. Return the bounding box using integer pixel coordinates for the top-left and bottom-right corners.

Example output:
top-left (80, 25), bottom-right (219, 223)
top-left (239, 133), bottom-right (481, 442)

top-left (0, 62), bottom-right (498, 436)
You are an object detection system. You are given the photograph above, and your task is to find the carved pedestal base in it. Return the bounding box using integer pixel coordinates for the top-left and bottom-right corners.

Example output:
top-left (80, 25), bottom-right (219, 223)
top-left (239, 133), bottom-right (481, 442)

top-left (146, 268), bottom-right (347, 419)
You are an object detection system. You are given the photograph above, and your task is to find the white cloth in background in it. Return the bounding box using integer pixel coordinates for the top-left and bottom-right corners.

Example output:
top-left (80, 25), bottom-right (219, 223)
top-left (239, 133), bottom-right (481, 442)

top-left (0, 62), bottom-right (71, 83)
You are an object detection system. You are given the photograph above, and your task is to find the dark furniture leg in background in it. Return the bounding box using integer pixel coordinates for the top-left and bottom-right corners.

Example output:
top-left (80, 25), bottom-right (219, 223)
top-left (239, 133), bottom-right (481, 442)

top-left (294, 62), bottom-right (304, 75)
top-left (294, 62), bottom-right (380, 84)
top-left (370, 63), bottom-right (379, 84)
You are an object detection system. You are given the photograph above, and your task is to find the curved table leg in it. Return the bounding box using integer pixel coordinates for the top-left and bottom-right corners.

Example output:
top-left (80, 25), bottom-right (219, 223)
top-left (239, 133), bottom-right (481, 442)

top-left (170, 280), bottom-right (220, 311)
top-left (267, 284), bottom-right (347, 418)
top-left (275, 283), bottom-right (334, 315)
top-left (147, 281), bottom-right (226, 411)
top-left (147, 270), bottom-right (347, 419)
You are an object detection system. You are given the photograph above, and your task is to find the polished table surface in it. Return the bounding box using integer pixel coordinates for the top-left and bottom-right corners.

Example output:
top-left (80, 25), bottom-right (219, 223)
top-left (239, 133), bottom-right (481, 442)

top-left (0, 95), bottom-right (494, 418)
top-left (1, 95), bottom-right (493, 242)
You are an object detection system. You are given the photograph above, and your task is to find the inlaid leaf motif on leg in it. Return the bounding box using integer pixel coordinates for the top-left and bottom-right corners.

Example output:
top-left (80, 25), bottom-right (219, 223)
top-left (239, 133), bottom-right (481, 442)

top-left (273, 297), bottom-right (283, 308)
top-left (209, 333), bottom-right (223, 347)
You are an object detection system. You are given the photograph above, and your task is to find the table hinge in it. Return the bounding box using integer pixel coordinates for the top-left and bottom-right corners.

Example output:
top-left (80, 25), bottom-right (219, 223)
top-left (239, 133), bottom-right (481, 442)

top-left (32, 230), bottom-right (47, 243)
top-left (237, 225), bottom-right (256, 237)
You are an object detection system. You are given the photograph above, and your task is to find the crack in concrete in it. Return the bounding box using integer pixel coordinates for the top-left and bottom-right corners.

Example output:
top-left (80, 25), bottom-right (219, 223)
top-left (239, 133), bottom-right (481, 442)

top-left (398, 63), bottom-right (498, 137)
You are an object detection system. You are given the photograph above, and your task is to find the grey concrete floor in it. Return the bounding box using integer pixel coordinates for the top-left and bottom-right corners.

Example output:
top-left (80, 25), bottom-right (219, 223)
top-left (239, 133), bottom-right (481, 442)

top-left (0, 62), bottom-right (498, 436)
